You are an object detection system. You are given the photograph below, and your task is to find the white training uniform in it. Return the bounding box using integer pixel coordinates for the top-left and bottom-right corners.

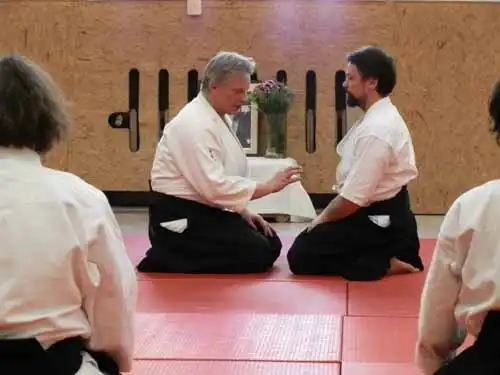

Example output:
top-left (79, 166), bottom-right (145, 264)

top-left (151, 92), bottom-right (256, 214)
top-left (0, 147), bottom-right (137, 374)
top-left (335, 97), bottom-right (418, 226)
top-left (416, 179), bottom-right (500, 375)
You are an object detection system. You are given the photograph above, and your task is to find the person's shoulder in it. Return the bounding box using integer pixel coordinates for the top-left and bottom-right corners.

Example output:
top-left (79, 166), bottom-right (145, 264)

top-left (44, 167), bottom-right (109, 207)
top-left (370, 102), bottom-right (406, 130)
top-left (361, 101), bottom-right (411, 146)
top-left (166, 98), bottom-right (215, 138)
top-left (456, 180), bottom-right (500, 207)
top-left (444, 180), bottom-right (500, 231)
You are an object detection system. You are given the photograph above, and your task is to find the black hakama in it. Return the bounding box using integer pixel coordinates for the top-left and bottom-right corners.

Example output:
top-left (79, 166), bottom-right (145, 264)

top-left (287, 186), bottom-right (424, 281)
top-left (0, 336), bottom-right (119, 375)
top-left (434, 311), bottom-right (500, 375)
top-left (137, 193), bottom-right (282, 274)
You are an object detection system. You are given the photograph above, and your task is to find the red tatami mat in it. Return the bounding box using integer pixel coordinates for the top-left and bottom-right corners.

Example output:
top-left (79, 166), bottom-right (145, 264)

top-left (125, 235), bottom-right (436, 282)
top-left (127, 360), bottom-right (340, 375)
top-left (123, 235), bottom-right (149, 266)
top-left (341, 336), bottom-right (475, 374)
top-left (137, 278), bottom-right (347, 314)
top-left (137, 255), bottom-right (298, 281)
top-left (134, 313), bottom-right (342, 362)
top-left (341, 317), bottom-right (417, 363)
top-left (347, 239), bottom-right (436, 317)
top-left (341, 363), bottom-right (421, 375)
top-left (347, 274), bottom-right (424, 317)
top-left (418, 238), bottom-right (438, 267)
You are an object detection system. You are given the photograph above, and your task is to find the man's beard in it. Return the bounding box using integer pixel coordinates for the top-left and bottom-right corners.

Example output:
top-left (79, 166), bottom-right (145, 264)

top-left (346, 93), bottom-right (360, 108)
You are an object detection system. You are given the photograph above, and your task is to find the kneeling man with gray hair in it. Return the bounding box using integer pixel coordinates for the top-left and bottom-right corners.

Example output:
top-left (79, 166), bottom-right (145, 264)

top-left (138, 51), bottom-right (302, 274)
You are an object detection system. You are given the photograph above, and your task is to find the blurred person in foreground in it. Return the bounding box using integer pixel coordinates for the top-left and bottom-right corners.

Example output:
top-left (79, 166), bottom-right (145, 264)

top-left (0, 54), bottom-right (137, 375)
top-left (416, 80), bottom-right (500, 375)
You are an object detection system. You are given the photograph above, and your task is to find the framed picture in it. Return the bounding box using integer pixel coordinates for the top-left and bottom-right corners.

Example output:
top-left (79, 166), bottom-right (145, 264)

top-left (233, 100), bottom-right (259, 156)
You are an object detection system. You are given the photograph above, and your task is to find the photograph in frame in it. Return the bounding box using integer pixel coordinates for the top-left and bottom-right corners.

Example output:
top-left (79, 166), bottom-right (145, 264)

top-left (233, 88), bottom-right (259, 155)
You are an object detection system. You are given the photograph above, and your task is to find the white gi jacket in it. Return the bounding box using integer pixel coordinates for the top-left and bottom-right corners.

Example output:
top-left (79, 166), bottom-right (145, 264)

top-left (335, 97), bottom-right (418, 226)
top-left (336, 97), bottom-right (418, 207)
top-left (416, 179), bottom-right (500, 374)
top-left (151, 92), bottom-right (257, 213)
top-left (0, 147), bottom-right (137, 372)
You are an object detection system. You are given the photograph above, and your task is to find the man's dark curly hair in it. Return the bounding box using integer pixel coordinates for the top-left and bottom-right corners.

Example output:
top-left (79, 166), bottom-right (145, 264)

top-left (489, 80), bottom-right (500, 144)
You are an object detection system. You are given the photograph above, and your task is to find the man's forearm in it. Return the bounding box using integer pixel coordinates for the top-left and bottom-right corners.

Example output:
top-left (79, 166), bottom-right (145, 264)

top-left (416, 236), bottom-right (463, 374)
top-left (320, 195), bottom-right (361, 222)
top-left (252, 181), bottom-right (275, 200)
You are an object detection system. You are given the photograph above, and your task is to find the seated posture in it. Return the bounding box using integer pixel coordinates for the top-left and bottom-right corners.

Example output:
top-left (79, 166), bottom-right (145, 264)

top-left (415, 81), bottom-right (500, 375)
top-left (287, 46), bottom-right (424, 281)
top-left (0, 55), bottom-right (137, 374)
top-left (137, 51), bottom-right (301, 274)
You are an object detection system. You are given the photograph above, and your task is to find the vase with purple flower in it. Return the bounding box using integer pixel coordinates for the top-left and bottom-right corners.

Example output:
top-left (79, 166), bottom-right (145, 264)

top-left (248, 79), bottom-right (293, 158)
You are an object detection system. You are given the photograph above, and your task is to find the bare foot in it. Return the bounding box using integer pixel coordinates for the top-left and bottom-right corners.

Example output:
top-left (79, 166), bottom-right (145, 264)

top-left (387, 257), bottom-right (421, 275)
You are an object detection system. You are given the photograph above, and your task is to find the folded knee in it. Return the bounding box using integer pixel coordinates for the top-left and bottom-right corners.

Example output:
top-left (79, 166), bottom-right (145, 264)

top-left (286, 244), bottom-right (310, 275)
top-left (241, 236), bottom-right (280, 263)
top-left (257, 242), bottom-right (281, 264)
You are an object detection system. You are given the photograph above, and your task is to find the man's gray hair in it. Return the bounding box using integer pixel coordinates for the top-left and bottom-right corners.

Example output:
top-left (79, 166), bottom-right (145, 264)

top-left (201, 51), bottom-right (255, 93)
top-left (0, 54), bottom-right (70, 154)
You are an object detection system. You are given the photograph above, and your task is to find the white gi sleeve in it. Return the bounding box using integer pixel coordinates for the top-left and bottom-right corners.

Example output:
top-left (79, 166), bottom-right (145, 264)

top-left (167, 124), bottom-right (257, 213)
top-left (85, 193), bottom-right (138, 372)
top-left (415, 200), bottom-right (464, 375)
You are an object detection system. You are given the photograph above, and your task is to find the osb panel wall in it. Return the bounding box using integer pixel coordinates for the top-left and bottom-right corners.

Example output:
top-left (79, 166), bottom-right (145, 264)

top-left (0, 4), bottom-right (74, 171)
top-left (1, 1), bottom-right (499, 213)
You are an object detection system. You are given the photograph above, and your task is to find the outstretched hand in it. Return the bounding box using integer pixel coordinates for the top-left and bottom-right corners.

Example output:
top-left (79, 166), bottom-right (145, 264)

top-left (268, 165), bottom-right (303, 193)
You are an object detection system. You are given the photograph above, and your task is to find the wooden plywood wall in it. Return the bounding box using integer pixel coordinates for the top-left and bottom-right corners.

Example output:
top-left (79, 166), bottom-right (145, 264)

top-left (1, 0), bottom-right (499, 214)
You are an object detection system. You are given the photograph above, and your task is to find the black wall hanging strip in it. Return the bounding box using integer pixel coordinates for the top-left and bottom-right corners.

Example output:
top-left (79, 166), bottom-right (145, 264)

top-left (305, 70), bottom-right (316, 154)
top-left (187, 69), bottom-right (199, 102)
top-left (128, 68), bottom-right (140, 152)
top-left (107, 69), bottom-right (141, 152)
top-left (158, 69), bottom-right (169, 139)
top-left (335, 70), bottom-right (347, 145)
top-left (276, 70), bottom-right (287, 84)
